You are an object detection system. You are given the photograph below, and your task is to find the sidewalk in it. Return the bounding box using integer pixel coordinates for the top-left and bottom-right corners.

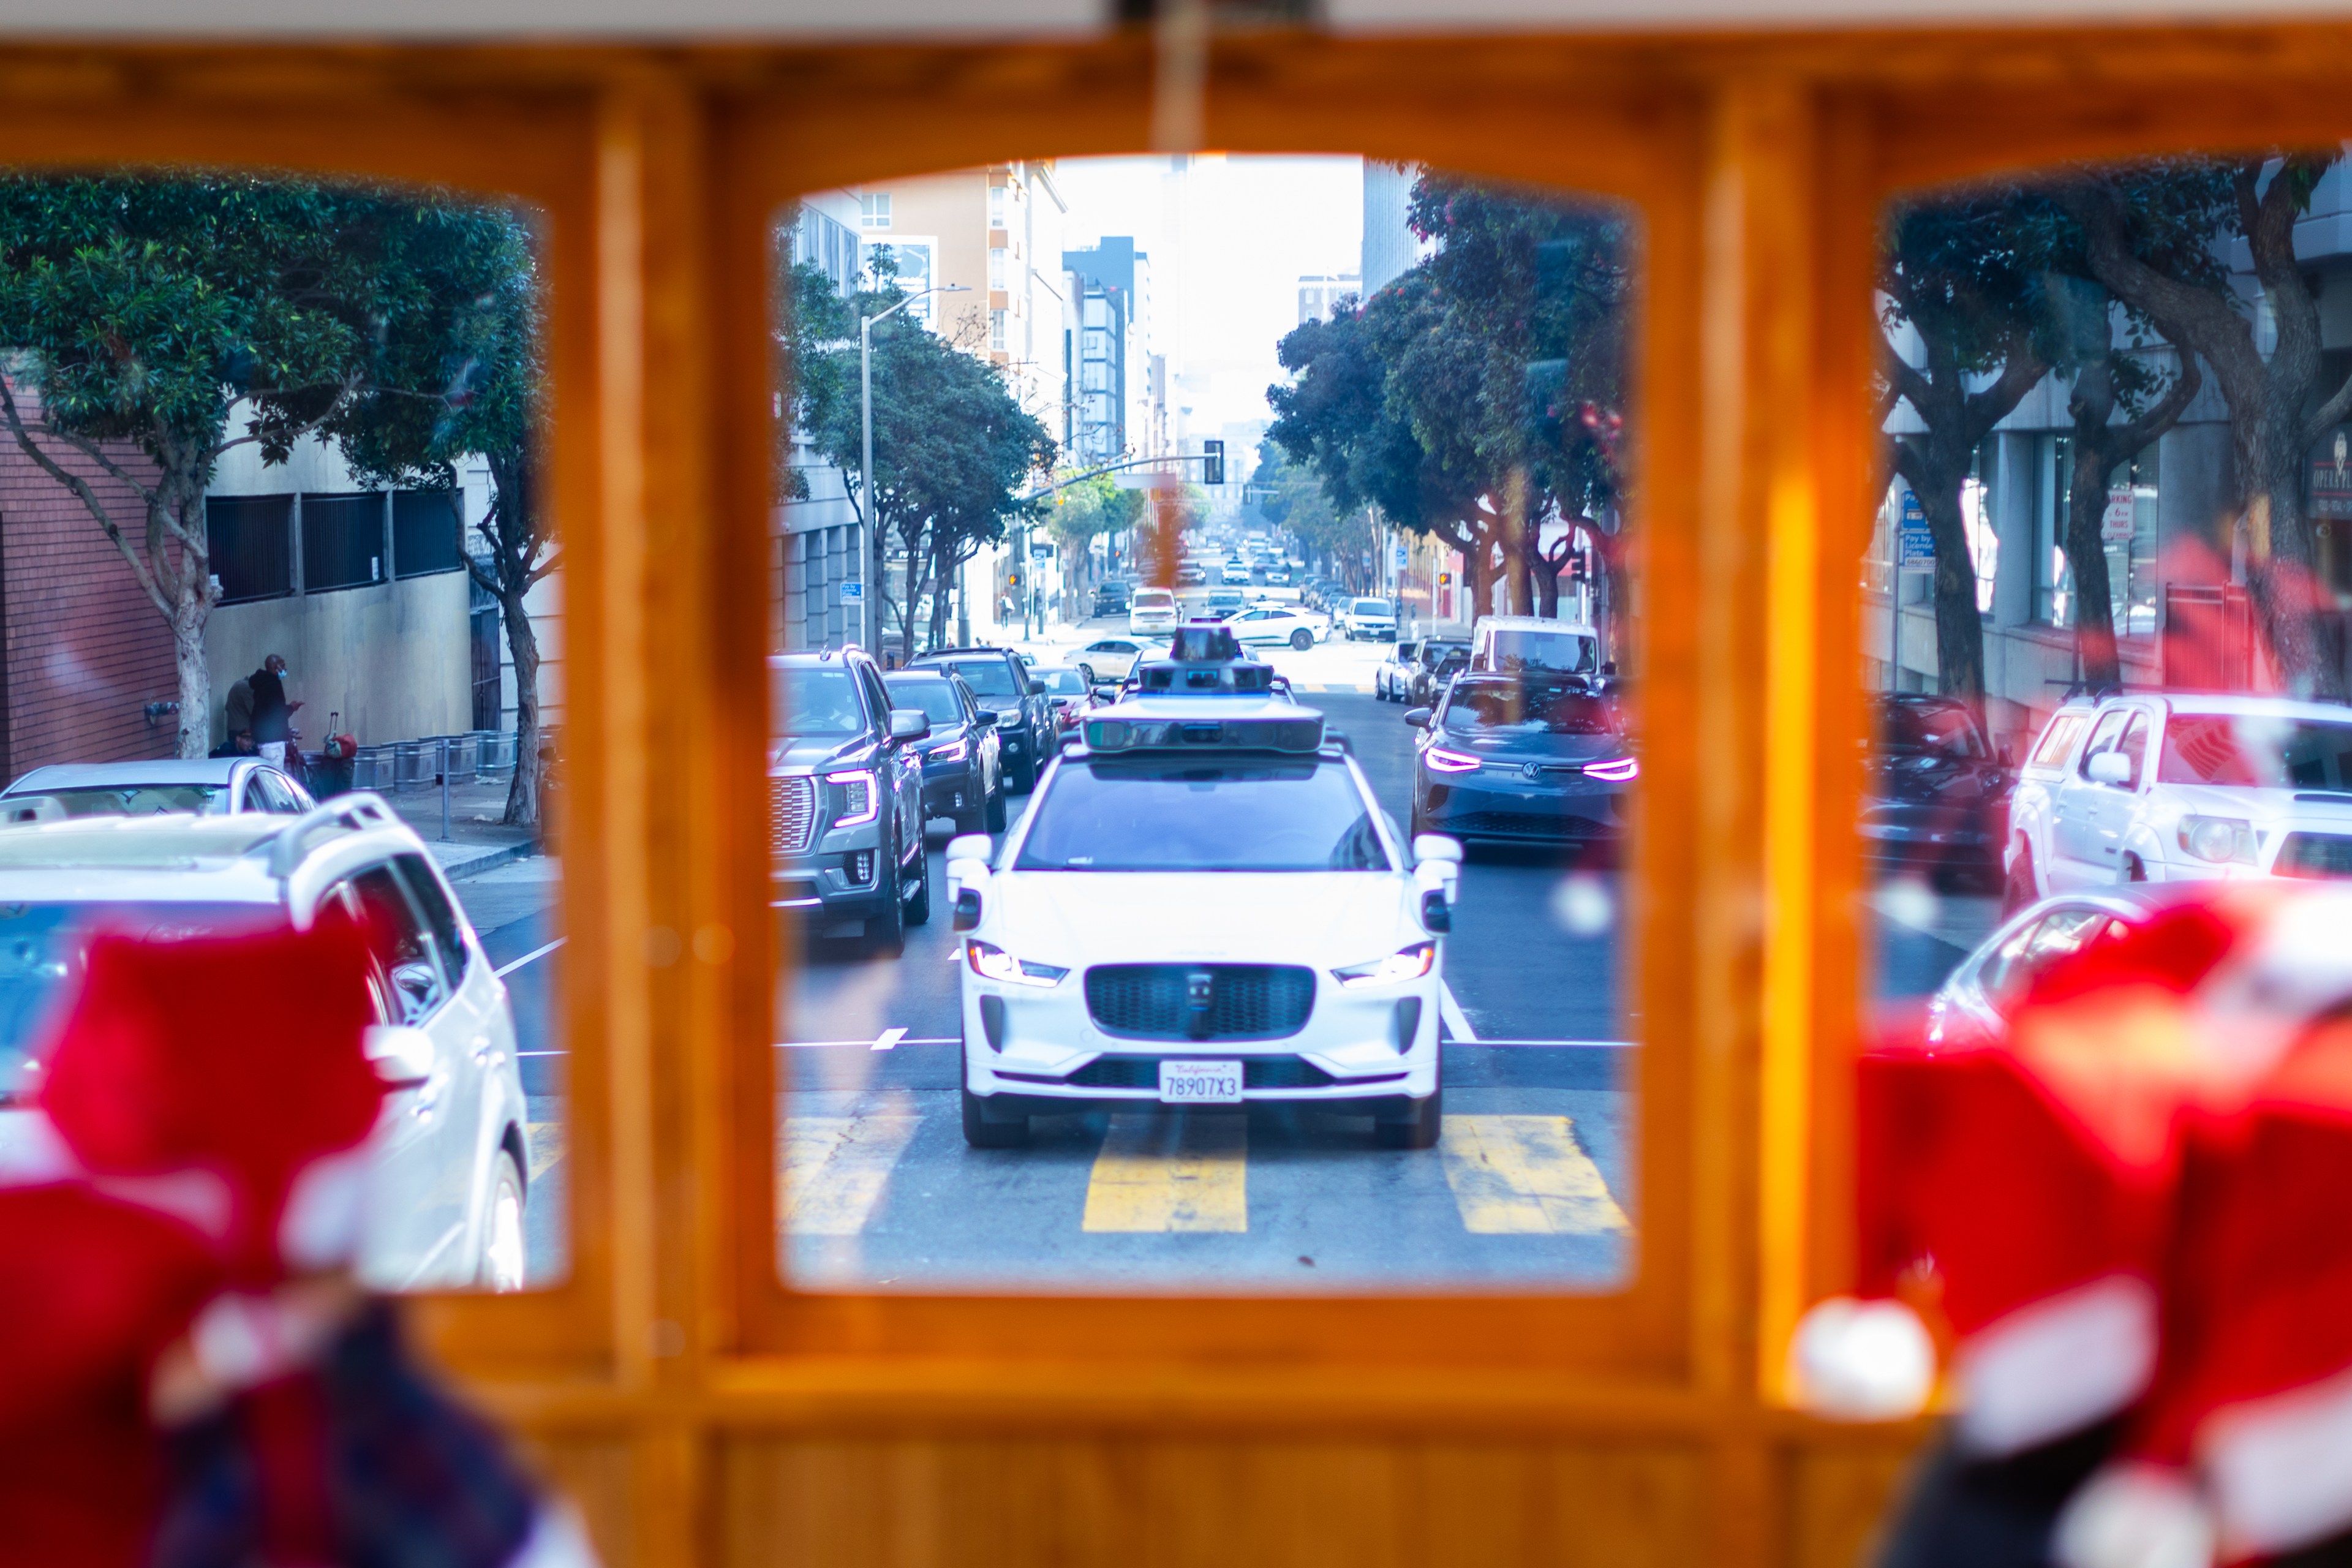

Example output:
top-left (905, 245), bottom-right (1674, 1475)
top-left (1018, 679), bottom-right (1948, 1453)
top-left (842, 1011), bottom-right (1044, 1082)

top-left (370, 771), bottom-right (542, 881)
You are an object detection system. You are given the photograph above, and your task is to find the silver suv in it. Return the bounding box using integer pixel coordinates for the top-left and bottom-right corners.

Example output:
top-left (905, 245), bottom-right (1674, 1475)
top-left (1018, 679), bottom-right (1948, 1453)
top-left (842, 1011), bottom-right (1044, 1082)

top-left (0, 794), bottom-right (532, 1291)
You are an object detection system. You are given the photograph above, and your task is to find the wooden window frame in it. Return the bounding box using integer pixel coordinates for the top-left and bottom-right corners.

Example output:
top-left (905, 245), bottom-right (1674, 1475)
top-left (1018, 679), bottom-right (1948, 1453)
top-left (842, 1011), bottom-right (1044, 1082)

top-left (7, 24), bottom-right (2346, 1562)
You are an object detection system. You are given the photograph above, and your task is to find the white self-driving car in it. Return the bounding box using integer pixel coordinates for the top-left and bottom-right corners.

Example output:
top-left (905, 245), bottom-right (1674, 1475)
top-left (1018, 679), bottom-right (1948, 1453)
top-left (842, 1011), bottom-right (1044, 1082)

top-left (0, 796), bottom-right (532, 1291)
top-left (946, 697), bottom-right (1458, 1149)
top-left (2003, 692), bottom-right (2352, 908)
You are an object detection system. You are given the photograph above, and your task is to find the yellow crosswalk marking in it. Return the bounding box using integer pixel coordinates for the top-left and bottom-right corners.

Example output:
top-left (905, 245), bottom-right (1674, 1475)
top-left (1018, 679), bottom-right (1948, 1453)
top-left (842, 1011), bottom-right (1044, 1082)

top-left (1081, 1112), bottom-right (1248, 1233)
top-left (526, 1121), bottom-right (565, 1183)
top-left (779, 1111), bottom-right (921, 1235)
top-left (1439, 1115), bottom-right (1629, 1235)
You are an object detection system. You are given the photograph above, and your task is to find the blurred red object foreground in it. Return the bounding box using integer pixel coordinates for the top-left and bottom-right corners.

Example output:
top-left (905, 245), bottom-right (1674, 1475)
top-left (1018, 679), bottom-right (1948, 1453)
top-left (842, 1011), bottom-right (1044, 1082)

top-left (0, 914), bottom-right (591, 1568)
top-left (1797, 884), bottom-right (2352, 1568)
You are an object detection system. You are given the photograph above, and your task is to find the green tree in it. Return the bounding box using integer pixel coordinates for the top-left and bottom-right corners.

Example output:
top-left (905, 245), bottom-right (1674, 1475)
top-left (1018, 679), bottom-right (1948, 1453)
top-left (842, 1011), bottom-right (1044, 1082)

top-left (2056, 154), bottom-right (2352, 696)
top-left (0, 176), bottom-right (453, 758)
top-left (1045, 469), bottom-right (1143, 611)
top-left (329, 203), bottom-right (553, 826)
top-left (780, 259), bottom-right (1054, 655)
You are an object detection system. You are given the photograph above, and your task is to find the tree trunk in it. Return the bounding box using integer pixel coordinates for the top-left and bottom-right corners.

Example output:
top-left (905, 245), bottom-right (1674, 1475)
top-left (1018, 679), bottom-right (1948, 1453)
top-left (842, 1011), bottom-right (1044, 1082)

top-left (2064, 431), bottom-right (2125, 690)
top-left (502, 589), bottom-right (544, 830)
top-left (169, 598), bottom-right (210, 760)
top-left (1892, 435), bottom-right (1987, 707)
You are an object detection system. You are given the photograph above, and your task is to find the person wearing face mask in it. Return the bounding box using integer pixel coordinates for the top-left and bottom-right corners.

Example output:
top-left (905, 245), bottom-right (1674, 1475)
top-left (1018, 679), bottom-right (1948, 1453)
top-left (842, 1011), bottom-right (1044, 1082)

top-left (247, 655), bottom-right (303, 770)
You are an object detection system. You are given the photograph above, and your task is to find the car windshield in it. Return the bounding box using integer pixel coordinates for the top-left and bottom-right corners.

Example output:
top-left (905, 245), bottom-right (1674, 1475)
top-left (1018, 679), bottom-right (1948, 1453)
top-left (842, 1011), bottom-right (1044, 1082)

top-left (1483, 628), bottom-right (1598, 674)
top-left (1352, 598), bottom-right (1393, 616)
top-left (1033, 670), bottom-right (1090, 696)
top-left (938, 659), bottom-right (1017, 698)
top-left (1014, 760), bottom-right (1392, 872)
top-left (2158, 714), bottom-right (2352, 788)
top-left (886, 679), bottom-right (967, 724)
top-left (0, 901), bottom-right (288, 1096)
top-left (1877, 703), bottom-right (1985, 758)
top-left (7, 785), bottom-right (229, 816)
top-left (1443, 684), bottom-right (1619, 735)
top-left (774, 666), bottom-right (864, 736)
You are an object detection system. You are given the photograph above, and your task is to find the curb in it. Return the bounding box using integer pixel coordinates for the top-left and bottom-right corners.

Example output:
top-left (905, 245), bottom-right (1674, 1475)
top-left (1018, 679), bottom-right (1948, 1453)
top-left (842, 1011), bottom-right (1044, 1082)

top-left (431, 839), bottom-right (538, 882)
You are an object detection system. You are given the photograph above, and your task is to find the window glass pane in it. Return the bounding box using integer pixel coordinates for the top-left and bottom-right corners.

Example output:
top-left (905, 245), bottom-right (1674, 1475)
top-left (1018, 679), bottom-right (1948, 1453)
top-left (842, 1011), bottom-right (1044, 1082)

top-left (773, 156), bottom-right (1642, 1294)
top-left (1864, 149), bottom-right (2352, 1056)
top-left (0, 168), bottom-right (563, 1295)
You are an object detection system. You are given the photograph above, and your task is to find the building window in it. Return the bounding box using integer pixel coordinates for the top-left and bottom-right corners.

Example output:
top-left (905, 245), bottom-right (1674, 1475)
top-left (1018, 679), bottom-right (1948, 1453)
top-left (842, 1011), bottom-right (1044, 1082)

top-left (2036, 434), bottom-right (2075, 627)
top-left (859, 192), bottom-right (890, 230)
top-left (393, 489), bottom-right (465, 579)
top-left (988, 247), bottom-right (1006, 290)
top-left (301, 492), bottom-right (386, 593)
top-left (205, 494), bottom-right (293, 603)
top-left (990, 309), bottom-right (1008, 352)
top-left (2036, 435), bottom-right (2160, 637)
top-left (989, 184), bottom-right (1006, 228)
top-left (1961, 446), bottom-right (1997, 617)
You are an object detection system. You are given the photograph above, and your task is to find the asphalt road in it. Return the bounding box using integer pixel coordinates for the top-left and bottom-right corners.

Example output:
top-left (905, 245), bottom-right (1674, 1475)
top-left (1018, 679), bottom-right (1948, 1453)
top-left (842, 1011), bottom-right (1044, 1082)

top-left (458, 611), bottom-right (2001, 1292)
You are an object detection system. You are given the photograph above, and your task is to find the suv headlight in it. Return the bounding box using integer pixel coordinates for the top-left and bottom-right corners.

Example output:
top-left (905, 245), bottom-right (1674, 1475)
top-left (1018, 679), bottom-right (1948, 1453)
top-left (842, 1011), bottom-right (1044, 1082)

top-left (927, 739), bottom-right (968, 764)
top-left (1333, 941), bottom-right (1437, 989)
top-left (1423, 745), bottom-right (1482, 774)
top-left (1583, 755), bottom-right (1640, 782)
top-left (2178, 815), bottom-right (2256, 865)
top-left (831, 769), bottom-right (878, 827)
top-left (965, 940), bottom-right (1068, 987)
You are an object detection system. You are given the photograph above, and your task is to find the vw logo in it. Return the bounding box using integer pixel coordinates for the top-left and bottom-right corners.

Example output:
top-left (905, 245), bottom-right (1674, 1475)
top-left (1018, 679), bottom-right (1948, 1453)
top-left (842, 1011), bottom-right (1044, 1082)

top-left (1521, 761), bottom-right (1545, 783)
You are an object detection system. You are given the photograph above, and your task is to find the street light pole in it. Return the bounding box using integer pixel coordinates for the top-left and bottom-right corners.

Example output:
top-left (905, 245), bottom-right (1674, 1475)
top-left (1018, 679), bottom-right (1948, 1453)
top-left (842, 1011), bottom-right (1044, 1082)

top-left (857, 281), bottom-right (968, 660)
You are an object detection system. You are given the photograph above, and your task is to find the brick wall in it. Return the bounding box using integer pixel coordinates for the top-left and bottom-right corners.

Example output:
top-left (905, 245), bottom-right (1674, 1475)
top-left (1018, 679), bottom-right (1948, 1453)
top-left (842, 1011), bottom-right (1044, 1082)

top-left (0, 428), bottom-right (180, 779)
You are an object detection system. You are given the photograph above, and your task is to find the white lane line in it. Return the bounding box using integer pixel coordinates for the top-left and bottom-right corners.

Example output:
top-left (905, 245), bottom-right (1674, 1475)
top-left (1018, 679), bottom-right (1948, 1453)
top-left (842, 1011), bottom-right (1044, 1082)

top-left (494, 937), bottom-right (568, 978)
top-left (777, 1038), bottom-right (957, 1049)
top-left (870, 1027), bottom-right (908, 1052)
top-left (1439, 980), bottom-right (1479, 1042)
top-left (1460, 1038), bottom-right (1637, 1049)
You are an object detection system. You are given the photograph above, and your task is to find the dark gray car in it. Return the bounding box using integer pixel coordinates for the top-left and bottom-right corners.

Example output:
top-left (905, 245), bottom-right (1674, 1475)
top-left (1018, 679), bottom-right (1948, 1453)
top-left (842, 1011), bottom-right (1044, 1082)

top-left (769, 650), bottom-right (933, 954)
top-left (1406, 676), bottom-right (1638, 856)
top-left (908, 647), bottom-right (1055, 793)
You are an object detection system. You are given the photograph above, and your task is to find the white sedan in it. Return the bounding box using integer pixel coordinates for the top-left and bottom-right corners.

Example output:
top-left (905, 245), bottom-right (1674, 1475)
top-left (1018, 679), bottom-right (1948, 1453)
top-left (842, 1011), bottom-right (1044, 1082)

top-left (1226, 605), bottom-right (1325, 650)
top-left (946, 696), bottom-right (1458, 1149)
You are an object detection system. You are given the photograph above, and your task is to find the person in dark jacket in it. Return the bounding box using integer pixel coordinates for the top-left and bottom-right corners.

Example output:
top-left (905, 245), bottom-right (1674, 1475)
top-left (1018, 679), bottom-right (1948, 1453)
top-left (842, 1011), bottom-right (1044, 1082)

top-left (247, 655), bottom-right (301, 769)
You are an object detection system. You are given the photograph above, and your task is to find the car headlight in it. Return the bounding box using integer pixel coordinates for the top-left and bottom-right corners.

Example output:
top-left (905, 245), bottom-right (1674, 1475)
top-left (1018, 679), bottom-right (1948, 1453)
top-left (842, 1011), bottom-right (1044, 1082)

top-left (1332, 941), bottom-right (1437, 989)
top-left (1423, 745), bottom-right (1483, 774)
top-left (965, 940), bottom-right (1069, 987)
top-left (2178, 815), bottom-right (2256, 864)
top-left (928, 739), bottom-right (968, 763)
top-left (831, 769), bottom-right (878, 826)
top-left (1583, 755), bottom-right (1640, 782)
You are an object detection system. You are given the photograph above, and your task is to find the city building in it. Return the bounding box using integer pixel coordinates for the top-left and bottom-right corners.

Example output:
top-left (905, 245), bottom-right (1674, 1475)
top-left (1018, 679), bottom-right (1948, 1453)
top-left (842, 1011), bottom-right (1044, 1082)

top-left (777, 189), bottom-right (865, 654)
top-left (1296, 272), bottom-right (1360, 325)
top-left (1361, 160), bottom-right (1425, 298)
top-left (1063, 235), bottom-right (1155, 468)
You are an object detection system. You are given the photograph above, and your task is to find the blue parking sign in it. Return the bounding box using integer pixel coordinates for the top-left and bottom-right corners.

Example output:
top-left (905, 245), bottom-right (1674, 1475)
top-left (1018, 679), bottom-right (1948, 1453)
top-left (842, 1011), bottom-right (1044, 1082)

top-left (1898, 491), bottom-right (1934, 567)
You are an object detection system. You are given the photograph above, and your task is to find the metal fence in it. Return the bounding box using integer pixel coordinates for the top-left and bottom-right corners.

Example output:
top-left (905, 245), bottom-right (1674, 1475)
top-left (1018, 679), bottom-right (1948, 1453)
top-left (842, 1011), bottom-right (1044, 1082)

top-left (342, 728), bottom-right (527, 794)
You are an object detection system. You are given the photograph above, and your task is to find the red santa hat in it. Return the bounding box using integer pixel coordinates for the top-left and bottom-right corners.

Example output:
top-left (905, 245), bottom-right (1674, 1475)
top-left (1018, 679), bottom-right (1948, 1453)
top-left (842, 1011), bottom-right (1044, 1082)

top-left (35, 910), bottom-right (383, 1284)
top-left (1844, 887), bottom-right (2331, 1457)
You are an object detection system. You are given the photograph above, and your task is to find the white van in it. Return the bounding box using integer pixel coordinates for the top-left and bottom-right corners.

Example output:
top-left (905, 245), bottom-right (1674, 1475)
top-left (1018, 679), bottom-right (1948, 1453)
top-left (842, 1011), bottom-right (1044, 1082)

top-left (1128, 587), bottom-right (1178, 635)
top-left (1469, 614), bottom-right (1603, 677)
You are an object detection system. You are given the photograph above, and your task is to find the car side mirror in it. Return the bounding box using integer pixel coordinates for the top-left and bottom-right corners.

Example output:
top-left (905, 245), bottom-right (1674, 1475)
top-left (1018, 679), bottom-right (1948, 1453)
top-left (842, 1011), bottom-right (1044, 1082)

top-left (946, 832), bottom-right (994, 865)
top-left (1412, 833), bottom-right (1464, 865)
top-left (888, 708), bottom-right (930, 744)
top-left (1028, 680), bottom-right (1048, 696)
top-left (1403, 707), bottom-right (1433, 729)
top-left (364, 1023), bottom-right (435, 1087)
top-left (2086, 751), bottom-right (2133, 786)
top-left (973, 709), bottom-right (999, 728)
top-left (952, 888), bottom-right (982, 932)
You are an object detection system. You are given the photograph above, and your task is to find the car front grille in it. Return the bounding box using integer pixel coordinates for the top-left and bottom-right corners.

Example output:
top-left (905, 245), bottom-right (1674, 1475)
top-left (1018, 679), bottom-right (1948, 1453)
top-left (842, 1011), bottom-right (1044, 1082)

top-left (1084, 963), bottom-right (1315, 1041)
top-left (1444, 810), bottom-right (1616, 839)
top-left (771, 775), bottom-right (818, 856)
top-left (2277, 832), bottom-right (2352, 878)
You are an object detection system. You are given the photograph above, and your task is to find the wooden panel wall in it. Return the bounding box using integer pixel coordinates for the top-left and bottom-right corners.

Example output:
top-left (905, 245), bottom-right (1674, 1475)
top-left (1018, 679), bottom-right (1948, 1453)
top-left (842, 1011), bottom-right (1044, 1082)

top-left (23, 21), bottom-right (2350, 1566)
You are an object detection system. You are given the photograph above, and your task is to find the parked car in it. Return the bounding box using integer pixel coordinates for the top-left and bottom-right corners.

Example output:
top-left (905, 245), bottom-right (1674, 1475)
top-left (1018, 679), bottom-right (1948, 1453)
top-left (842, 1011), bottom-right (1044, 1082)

top-left (769, 649), bottom-right (932, 954)
top-left (2003, 692), bottom-right (2352, 911)
top-left (1228, 605), bottom-right (1324, 650)
top-left (907, 647), bottom-right (1058, 793)
top-left (1028, 665), bottom-right (1098, 736)
top-left (1338, 597), bottom-right (1398, 641)
top-left (0, 797), bottom-right (532, 1291)
top-left (1375, 639), bottom-right (1427, 701)
top-left (1925, 886), bottom-right (2163, 1044)
top-left (1129, 587), bottom-right (1179, 636)
top-left (1406, 675), bottom-right (1637, 854)
top-left (884, 669), bottom-right (1005, 834)
top-left (1, 758), bottom-right (316, 823)
top-left (1860, 693), bottom-right (2015, 892)
top-left (1409, 643), bottom-right (1472, 707)
top-left (1075, 636), bottom-right (1155, 687)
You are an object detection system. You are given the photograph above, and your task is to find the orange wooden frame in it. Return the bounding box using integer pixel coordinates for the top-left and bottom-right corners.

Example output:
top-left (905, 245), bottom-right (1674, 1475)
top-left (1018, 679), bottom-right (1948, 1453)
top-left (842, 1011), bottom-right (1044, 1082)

top-left (7, 24), bottom-right (2352, 1565)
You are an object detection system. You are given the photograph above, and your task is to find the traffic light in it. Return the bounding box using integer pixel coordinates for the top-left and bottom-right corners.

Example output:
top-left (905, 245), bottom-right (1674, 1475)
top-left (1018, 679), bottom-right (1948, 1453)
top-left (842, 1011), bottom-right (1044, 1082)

top-left (1438, 572), bottom-right (1453, 589)
top-left (1008, 570), bottom-right (1022, 589)
top-left (1200, 439), bottom-right (1224, 487)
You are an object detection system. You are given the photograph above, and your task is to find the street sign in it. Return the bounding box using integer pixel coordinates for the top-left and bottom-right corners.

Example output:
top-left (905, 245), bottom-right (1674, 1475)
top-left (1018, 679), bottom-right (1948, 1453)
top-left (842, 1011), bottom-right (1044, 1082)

top-left (2101, 486), bottom-right (2138, 543)
top-left (840, 581), bottom-right (864, 605)
top-left (1030, 542), bottom-right (1053, 560)
top-left (1898, 491), bottom-right (1934, 568)
top-left (1392, 543), bottom-right (1408, 568)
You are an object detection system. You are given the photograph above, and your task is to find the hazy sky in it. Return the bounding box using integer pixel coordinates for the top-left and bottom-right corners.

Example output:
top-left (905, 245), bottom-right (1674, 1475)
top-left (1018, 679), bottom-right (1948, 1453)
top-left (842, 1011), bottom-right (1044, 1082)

top-left (1055, 154), bottom-right (1362, 451)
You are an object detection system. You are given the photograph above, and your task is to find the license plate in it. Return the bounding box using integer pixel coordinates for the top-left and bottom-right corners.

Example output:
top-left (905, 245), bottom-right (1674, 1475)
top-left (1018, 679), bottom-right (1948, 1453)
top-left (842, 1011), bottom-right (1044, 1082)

top-left (1158, 1059), bottom-right (1243, 1104)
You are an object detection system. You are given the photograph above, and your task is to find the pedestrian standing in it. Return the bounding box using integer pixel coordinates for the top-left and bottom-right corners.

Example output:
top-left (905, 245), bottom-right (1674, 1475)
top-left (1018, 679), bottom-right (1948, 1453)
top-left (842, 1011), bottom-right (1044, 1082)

top-left (247, 655), bottom-right (303, 769)
top-left (222, 676), bottom-right (254, 751)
